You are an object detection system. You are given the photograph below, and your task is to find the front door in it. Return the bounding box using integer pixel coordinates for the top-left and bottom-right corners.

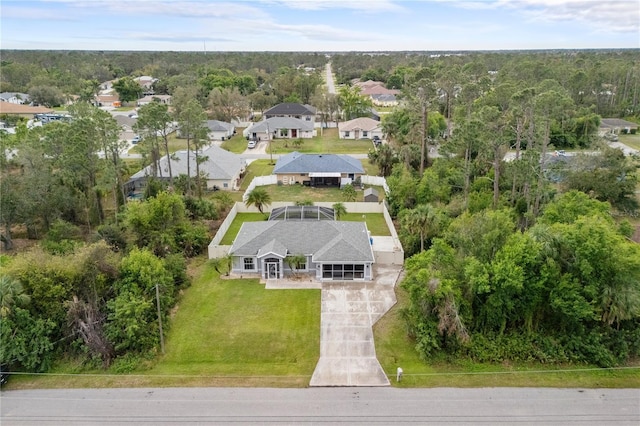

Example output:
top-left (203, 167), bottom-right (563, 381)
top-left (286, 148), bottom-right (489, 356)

top-left (266, 261), bottom-right (279, 279)
top-left (292, 129), bottom-right (298, 138)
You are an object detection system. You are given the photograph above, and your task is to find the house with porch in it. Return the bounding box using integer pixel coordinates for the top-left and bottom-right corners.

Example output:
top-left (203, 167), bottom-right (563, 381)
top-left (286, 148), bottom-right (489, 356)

top-left (228, 214), bottom-right (375, 281)
top-left (273, 151), bottom-right (365, 187)
top-left (245, 116), bottom-right (315, 140)
top-left (338, 117), bottom-right (383, 140)
top-left (205, 120), bottom-right (235, 140)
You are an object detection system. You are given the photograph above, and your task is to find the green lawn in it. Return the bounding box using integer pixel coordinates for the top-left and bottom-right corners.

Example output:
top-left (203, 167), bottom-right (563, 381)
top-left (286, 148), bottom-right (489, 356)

top-left (221, 128), bottom-right (249, 154)
top-left (129, 133), bottom-right (188, 154)
top-left (269, 128), bottom-right (373, 154)
top-left (239, 159), bottom-right (275, 190)
top-left (219, 213), bottom-right (268, 244)
top-left (619, 133), bottom-right (640, 151)
top-left (148, 263), bottom-right (320, 386)
top-left (342, 213), bottom-right (390, 236)
top-left (374, 287), bottom-right (640, 388)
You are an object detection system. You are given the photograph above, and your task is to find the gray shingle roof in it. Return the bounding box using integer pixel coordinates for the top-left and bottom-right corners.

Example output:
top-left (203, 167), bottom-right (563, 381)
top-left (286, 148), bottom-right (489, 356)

top-left (264, 103), bottom-right (315, 116)
top-left (129, 144), bottom-right (244, 180)
top-left (273, 152), bottom-right (364, 174)
top-left (229, 221), bottom-right (374, 263)
top-left (206, 120), bottom-right (234, 132)
top-left (250, 117), bottom-right (314, 133)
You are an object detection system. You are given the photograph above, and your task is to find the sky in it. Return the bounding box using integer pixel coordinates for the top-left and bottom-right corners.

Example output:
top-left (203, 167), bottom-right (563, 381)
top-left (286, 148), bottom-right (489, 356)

top-left (1, 0), bottom-right (639, 52)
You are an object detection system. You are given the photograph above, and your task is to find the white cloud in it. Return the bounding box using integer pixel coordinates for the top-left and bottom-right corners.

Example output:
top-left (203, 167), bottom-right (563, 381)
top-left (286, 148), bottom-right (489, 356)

top-left (264, 0), bottom-right (405, 12)
top-left (449, 0), bottom-right (639, 33)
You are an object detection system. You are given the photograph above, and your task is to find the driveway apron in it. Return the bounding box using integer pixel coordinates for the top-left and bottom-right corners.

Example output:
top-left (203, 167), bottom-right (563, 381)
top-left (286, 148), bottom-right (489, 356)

top-left (310, 265), bottom-right (401, 386)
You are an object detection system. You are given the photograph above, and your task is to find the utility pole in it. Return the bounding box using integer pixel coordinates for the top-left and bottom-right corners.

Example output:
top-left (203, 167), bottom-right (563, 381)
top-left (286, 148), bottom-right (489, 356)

top-left (155, 284), bottom-right (165, 354)
top-left (266, 121), bottom-right (273, 165)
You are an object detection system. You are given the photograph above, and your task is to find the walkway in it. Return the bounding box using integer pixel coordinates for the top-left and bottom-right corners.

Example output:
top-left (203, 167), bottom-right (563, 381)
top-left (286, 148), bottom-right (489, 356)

top-left (309, 265), bottom-right (402, 387)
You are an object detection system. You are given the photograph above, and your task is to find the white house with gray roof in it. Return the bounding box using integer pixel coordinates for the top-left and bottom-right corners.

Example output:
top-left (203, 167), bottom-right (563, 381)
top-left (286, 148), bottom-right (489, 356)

top-left (205, 120), bottom-right (235, 140)
top-left (273, 151), bottom-right (364, 187)
top-left (125, 144), bottom-right (245, 195)
top-left (229, 220), bottom-right (375, 281)
top-left (245, 116), bottom-right (315, 140)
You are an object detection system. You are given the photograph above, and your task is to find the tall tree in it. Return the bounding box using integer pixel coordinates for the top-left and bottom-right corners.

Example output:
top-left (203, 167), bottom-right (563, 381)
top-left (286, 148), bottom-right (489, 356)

top-left (176, 98), bottom-right (207, 196)
top-left (136, 100), bottom-right (174, 186)
top-left (208, 87), bottom-right (250, 123)
top-left (112, 76), bottom-right (143, 104)
top-left (338, 85), bottom-right (372, 121)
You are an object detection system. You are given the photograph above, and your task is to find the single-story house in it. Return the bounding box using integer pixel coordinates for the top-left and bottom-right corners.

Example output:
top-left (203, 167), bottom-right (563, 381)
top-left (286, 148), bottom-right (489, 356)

top-left (125, 144), bottom-right (246, 195)
top-left (599, 118), bottom-right (638, 135)
top-left (228, 220), bottom-right (375, 281)
top-left (246, 116), bottom-right (315, 140)
top-left (264, 102), bottom-right (316, 125)
top-left (137, 95), bottom-right (172, 107)
top-left (338, 117), bottom-right (383, 140)
top-left (0, 103), bottom-right (53, 118)
top-left (0, 92), bottom-right (30, 105)
top-left (273, 151), bottom-right (365, 187)
top-left (95, 94), bottom-right (120, 107)
top-left (205, 120), bottom-right (235, 140)
top-left (370, 93), bottom-right (398, 107)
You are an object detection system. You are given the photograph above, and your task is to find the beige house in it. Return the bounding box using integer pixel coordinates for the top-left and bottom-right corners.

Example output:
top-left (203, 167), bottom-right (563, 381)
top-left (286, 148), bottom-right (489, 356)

top-left (338, 117), bottom-right (383, 140)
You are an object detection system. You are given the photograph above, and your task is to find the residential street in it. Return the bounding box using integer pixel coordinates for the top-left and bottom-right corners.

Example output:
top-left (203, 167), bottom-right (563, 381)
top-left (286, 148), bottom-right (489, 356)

top-left (2, 387), bottom-right (638, 425)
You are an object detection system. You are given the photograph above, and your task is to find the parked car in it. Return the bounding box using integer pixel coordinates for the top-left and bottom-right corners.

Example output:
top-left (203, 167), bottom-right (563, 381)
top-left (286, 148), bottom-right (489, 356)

top-left (372, 135), bottom-right (382, 146)
top-left (247, 140), bottom-right (257, 149)
top-left (131, 135), bottom-right (141, 144)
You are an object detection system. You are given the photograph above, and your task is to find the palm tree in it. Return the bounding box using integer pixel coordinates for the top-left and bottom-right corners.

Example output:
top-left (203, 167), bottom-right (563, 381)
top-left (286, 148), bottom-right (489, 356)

top-left (332, 202), bottom-right (347, 220)
top-left (402, 204), bottom-right (437, 252)
top-left (0, 275), bottom-right (30, 318)
top-left (245, 187), bottom-right (271, 214)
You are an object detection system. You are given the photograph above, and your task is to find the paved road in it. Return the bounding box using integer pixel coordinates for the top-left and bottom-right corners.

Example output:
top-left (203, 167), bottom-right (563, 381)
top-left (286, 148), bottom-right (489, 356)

top-left (325, 62), bottom-right (336, 94)
top-left (2, 387), bottom-right (638, 425)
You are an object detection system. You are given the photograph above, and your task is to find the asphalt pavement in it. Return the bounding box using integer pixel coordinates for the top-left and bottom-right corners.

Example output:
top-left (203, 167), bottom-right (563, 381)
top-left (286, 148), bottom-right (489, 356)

top-left (2, 387), bottom-right (638, 425)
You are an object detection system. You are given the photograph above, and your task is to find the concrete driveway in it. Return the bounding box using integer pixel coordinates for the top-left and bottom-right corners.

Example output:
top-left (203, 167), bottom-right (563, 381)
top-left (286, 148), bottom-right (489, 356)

top-left (310, 265), bottom-right (402, 386)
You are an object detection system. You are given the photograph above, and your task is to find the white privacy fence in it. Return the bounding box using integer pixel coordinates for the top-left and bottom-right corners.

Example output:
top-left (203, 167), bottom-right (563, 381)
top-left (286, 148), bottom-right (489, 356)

top-left (243, 175), bottom-right (278, 202)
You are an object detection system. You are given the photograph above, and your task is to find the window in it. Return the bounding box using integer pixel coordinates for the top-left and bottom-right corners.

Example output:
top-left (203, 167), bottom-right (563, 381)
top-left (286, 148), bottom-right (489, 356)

top-left (223, 183), bottom-right (228, 188)
top-left (243, 258), bottom-right (255, 271)
top-left (280, 129), bottom-right (289, 137)
top-left (362, 131), bottom-right (368, 137)
top-left (344, 131), bottom-right (350, 137)
top-left (322, 264), bottom-right (365, 280)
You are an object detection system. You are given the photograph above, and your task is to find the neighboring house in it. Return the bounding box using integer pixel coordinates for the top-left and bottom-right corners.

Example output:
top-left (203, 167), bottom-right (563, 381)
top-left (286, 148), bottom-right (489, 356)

top-left (338, 117), bottom-right (383, 140)
top-left (205, 120), bottom-right (235, 140)
top-left (246, 116), bottom-right (315, 140)
top-left (273, 151), bottom-right (364, 187)
top-left (599, 118), bottom-right (638, 135)
top-left (0, 92), bottom-right (30, 104)
top-left (137, 94), bottom-right (172, 107)
top-left (113, 115), bottom-right (137, 131)
top-left (0, 103), bottom-right (53, 118)
top-left (125, 144), bottom-right (246, 195)
top-left (134, 76), bottom-right (158, 96)
top-left (228, 217), bottom-right (375, 281)
top-left (263, 102), bottom-right (317, 125)
top-left (370, 93), bottom-right (398, 107)
top-left (353, 80), bottom-right (400, 106)
top-left (95, 94), bottom-right (120, 107)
